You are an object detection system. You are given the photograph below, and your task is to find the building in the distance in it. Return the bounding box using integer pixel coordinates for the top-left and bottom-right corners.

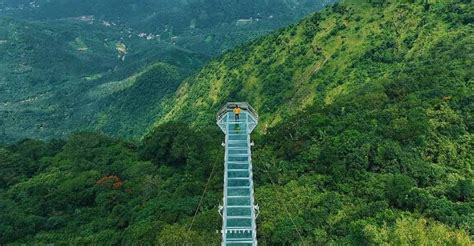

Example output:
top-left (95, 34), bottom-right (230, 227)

top-left (236, 17), bottom-right (254, 26)
top-left (171, 36), bottom-right (178, 45)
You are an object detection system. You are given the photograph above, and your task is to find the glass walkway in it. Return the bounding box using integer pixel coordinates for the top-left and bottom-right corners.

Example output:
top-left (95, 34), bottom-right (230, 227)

top-left (217, 103), bottom-right (258, 246)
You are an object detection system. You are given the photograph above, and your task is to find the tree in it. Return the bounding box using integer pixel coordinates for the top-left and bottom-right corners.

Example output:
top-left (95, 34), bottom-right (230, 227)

top-left (385, 174), bottom-right (415, 209)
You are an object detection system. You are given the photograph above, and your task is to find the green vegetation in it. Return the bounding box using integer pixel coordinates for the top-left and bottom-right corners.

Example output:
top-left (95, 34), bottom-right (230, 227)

top-left (156, 0), bottom-right (471, 243)
top-left (158, 0), bottom-right (473, 130)
top-left (1, 0), bottom-right (473, 244)
top-left (0, 127), bottom-right (223, 244)
top-left (0, 17), bottom-right (207, 142)
top-left (0, 0), bottom-right (334, 142)
top-left (3, 0), bottom-right (334, 51)
top-left (94, 63), bottom-right (191, 137)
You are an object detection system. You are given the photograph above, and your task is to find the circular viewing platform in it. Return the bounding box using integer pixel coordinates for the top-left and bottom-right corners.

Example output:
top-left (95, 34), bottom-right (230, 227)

top-left (217, 102), bottom-right (258, 134)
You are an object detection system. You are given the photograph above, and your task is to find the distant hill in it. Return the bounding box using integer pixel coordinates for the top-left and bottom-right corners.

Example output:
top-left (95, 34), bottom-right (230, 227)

top-left (0, 17), bottom-right (206, 142)
top-left (0, 0), bottom-right (334, 142)
top-left (1, 0), bottom-right (336, 56)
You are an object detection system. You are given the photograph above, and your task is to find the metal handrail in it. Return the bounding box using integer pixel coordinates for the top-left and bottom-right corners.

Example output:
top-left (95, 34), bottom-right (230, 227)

top-left (217, 102), bottom-right (259, 122)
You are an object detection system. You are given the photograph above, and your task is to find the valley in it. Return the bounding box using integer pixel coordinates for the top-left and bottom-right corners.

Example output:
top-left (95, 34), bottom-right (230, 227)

top-left (0, 0), bottom-right (335, 142)
top-left (0, 0), bottom-right (472, 244)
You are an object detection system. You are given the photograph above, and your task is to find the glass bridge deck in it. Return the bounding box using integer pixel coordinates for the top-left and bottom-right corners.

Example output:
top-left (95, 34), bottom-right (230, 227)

top-left (217, 106), bottom-right (258, 246)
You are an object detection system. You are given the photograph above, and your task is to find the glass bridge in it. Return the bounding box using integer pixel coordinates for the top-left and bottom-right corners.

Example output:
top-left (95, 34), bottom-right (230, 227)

top-left (217, 102), bottom-right (258, 246)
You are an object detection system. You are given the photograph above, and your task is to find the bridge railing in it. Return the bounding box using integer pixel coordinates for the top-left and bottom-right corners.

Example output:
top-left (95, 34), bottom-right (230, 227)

top-left (216, 102), bottom-right (259, 123)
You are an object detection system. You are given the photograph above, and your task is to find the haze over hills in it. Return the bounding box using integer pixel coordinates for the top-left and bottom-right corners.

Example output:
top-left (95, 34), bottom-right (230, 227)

top-left (0, 0), bottom-right (472, 244)
top-left (1, 0), bottom-right (336, 55)
top-left (0, 0), bottom-right (335, 142)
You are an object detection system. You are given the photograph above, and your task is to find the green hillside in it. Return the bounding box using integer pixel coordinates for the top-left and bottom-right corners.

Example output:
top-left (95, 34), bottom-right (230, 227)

top-left (0, 17), bottom-right (207, 142)
top-left (1, 0), bottom-right (473, 244)
top-left (157, 0), bottom-right (473, 130)
top-left (154, 0), bottom-right (473, 242)
top-left (0, 0), bottom-right (335, 142)
top-left (92, 62), bottom-right (195, 137)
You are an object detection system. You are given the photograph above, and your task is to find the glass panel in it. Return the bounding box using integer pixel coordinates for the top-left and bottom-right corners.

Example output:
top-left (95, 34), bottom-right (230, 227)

top-left (228, 123), bottom-right (247, 129)
top-left (226, 230), bottom-right (253, 240)
top-left (228, 156), bottom-right (248, 162)
top-left (227, 218), bottom-right (252, 227)
top-left (228, 179), bottom-right (250, 187)
top-left (228, 170), bottom-right (249, 178)
top-left (228, 134), bottom-right (247, 141)
top-left (227, 197), bottom-right (251, 206)
top-left (226, 243), bottom-right (253, 246)
top-left (227, 207), bottom-right (252, 216)
top-left (227, 188), bottom-right (250, 196)
top-left (228, 142), bottom-right (247, 148)
top-left (228, 131), bottom-right (247, 135)
top-left (228, 149), bottom-right (248, 155)
top-left (228, 163), bottom-right (248, 170)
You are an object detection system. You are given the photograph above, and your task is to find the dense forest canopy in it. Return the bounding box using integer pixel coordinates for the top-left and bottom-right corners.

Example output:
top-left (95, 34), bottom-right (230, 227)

top-left (1, 0), bottom-right (473, 244)
top-left (1, 0), bottom-right (334, 32)
top-left (0, 0), bottom-right (334, 142)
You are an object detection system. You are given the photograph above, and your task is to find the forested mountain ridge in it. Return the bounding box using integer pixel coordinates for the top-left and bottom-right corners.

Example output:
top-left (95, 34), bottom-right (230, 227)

top-left (0, 0), bottom-right (473, 244)
top-left (0, 0), bottom-right (334, 142)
